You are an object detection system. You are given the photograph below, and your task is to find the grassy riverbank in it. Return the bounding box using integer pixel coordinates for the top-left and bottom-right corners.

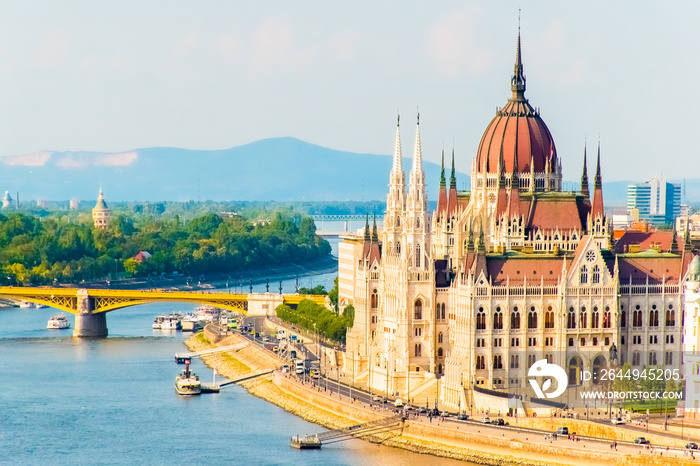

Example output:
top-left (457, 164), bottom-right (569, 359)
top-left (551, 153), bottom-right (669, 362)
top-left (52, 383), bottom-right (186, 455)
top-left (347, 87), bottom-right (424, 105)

top-left (184, 333), bottom-right (574, 466)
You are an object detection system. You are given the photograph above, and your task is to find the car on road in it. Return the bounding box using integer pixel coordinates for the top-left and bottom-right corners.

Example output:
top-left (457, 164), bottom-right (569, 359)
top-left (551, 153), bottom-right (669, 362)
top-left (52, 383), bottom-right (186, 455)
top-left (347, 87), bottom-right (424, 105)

top-left (481, 416), bottom-right (491, 424)
top-left (440, 411), bottom-right (451, 418)
top-left (263, 336), bottom-right (270, 342)
top-left (555, 427), bottom-right (569, 435)
top-left (634, 437), bottom-right (650, 445)
top-left (610, 418), bottom-right (625, 425)
top-left (418, 407), bottom-right (427, 414)
top-left (457, 413), bottom-right (468, 420)
top-left (372, 395), bottom-right (383, 402)
top-left (394, 399), bottom-right (404, 408)
top-left (490, 418), bottom-right (506, 426)
top-left (403, 405), bottom-right (416, 411)
top-left (687, 442), bottom-right (699, 450)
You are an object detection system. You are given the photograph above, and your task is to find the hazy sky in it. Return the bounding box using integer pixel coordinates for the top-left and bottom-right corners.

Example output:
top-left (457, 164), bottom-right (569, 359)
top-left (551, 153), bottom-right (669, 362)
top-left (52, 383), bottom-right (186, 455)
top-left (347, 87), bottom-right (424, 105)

top-left (0, 1), bottom-right (697, 182)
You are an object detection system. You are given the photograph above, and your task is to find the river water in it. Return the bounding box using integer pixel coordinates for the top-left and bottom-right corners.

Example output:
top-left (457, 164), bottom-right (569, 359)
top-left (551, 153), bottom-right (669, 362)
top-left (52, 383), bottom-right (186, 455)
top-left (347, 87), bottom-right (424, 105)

top-left (1, 257), bottom-right (471, 465)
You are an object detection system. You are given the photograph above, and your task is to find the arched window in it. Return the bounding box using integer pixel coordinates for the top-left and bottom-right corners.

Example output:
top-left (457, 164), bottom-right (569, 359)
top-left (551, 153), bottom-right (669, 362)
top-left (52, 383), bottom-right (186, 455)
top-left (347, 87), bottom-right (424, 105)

top-left (494, 308), bottom-right (503, 330)
top-left (493, 355), bottom-right (503, 369)
top-left (602, 306), bottom-right (611, 328)
top-left (437, 363), bottom-right (443, 375)
top-left (438, 332), bottom-right (443, 344)
top-left (580, 265), bottom-right (588, 284)
top-left (510, 355), bottom-right (519, 369)
top-left (528, 308), bottom-right (538, 329)
top-left (620, 310), bottom-right (626, 328)
top-left (666, 309), bottom-right (676, 327)
top-left (441, 303), bottom-right (446, 320)
top-left (476, 355), bottom-right (485, 370)
top-left (438, 347), bottom-right (443, 357)
top-left (370, 292), bottom-right (378, 309)
top-left (579, 307), bottom-right (588, 329)
top-left (567, 307), bottom-right (576, 329)
top-left (632, 351), bottom-right (641, 366)
top-left (592, 307), bottom-right (600, 328)
top-left (476, 307), bottom-right (486, 330)
top-left (633, 309), bottom-right (642, 327)
top-left (545, 310), bottom-right (555, 329)
top-left (511, 307), bottom-right (521, 329)
top-left (396, 242), bottom-right (401, 254)
top-left (592, 265), bottom-right (600, 284)
top-left (414, 343), bottom-right (422, 357)
top-left (650, 306), bottom-right (659, 327)
top-left (414, 300), bottom-right (423, 320)
top-left (415, 244), bottom-right (421, 268)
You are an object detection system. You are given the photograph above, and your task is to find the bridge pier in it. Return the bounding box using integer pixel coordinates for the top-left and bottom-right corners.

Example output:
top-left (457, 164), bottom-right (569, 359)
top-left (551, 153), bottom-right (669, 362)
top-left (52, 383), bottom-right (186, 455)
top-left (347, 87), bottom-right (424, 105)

top-left (73, 289), bottom-right (108, 338)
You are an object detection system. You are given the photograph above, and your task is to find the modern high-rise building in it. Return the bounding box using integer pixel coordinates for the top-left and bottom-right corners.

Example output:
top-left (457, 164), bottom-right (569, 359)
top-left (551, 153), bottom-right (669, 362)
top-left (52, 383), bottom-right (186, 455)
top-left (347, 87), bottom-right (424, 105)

top-left (627, 176), bottom-right (681, 226)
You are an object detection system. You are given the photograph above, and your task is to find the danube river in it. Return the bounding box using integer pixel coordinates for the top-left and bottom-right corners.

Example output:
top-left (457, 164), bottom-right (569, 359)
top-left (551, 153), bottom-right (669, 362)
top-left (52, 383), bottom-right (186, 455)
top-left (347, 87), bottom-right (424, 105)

top-left (1, 282), bottom-right (470, 464)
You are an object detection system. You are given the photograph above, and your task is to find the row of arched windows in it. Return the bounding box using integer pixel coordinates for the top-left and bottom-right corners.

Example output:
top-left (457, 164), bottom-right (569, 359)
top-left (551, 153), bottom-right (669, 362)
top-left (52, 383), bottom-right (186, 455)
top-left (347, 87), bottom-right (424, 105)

top-left (621, 304), bottom-right (676, 328)
top-left (567, 306), bottom-right (612, 329)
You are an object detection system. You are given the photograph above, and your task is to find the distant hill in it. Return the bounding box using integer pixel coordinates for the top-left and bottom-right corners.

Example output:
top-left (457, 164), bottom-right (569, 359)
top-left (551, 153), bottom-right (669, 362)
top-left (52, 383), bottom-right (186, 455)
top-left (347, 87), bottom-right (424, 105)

top-left (0, 137), bottom-right (467, 202)
top-left (1, 137), bottom-right (698, 205)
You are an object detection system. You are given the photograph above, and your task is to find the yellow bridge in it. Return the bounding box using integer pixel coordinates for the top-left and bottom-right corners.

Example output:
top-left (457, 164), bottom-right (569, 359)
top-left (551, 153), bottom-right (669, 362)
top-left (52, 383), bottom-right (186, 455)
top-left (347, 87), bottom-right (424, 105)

top-left (0, 286), bottom-right (326, 337)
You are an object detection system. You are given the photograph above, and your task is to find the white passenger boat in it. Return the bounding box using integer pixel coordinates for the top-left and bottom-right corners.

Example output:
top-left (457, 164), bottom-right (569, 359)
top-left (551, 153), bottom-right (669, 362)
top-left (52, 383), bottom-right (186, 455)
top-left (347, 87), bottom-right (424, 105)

top-left (161, 314), bottom-right (182, 330)
top-left (175, 360), bottom-right (201, 395)
top-left (47, 315), bottom-right (70, 329)
top-left (152, 315), bottom-right (165, 330)
top-left (19, 301), bottom-right (34, 308)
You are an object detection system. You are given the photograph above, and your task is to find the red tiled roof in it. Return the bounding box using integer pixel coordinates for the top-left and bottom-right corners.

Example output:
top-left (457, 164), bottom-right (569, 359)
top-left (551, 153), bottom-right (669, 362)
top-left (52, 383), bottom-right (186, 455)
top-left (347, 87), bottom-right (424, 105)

top-left (525, 196), bottom-right (588, 232)
top-left (613, 230), bottom-right (675, 253)
top-left (487, 256), bottom-right (572, 285)
top-left (613, 256), bottom-right (683, 284)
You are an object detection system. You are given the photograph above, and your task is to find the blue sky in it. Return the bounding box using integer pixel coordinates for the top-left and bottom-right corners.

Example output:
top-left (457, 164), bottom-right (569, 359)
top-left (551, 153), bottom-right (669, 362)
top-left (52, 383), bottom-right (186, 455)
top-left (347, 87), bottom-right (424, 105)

top-left (0, 1), bottom-right (697, 182)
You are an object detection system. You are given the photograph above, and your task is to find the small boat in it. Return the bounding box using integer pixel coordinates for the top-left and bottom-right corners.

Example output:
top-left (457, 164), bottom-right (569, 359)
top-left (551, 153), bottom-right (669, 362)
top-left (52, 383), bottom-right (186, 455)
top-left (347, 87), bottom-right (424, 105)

top-left (47, 315), bottom-right (70, 329)
top-left (290, 434), bottom-right (322, 449)
top-left (153, 315), bottom-right (165, 330)
top-left (175, 360), bottom-right (201, 395)
top-left (19, 301), bottom-right (34, 308)
top-left (35, 303), bottom-right (48, 309)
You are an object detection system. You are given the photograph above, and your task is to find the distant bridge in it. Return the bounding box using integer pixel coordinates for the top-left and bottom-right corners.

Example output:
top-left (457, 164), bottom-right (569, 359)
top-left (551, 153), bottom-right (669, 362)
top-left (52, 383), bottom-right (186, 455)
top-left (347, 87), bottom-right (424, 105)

top-left (311, 215), bottom-right (384, 236)
top-left (0, 286), bottom-right (325, 338)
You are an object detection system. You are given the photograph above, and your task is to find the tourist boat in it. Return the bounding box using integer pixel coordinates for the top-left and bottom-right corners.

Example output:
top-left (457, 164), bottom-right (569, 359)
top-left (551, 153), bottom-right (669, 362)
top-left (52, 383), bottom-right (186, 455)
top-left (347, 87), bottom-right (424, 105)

top-left (47, 315), bottom-right (70, 329)
top-left (194, 305), bottom-right (220, 322)
top-left (19, 301), bottom-right (34, 308)
top-left (174, 360), bottom-right (201, 395)
top-left (161, 314), bottom-right (182, 330)
top-left (181, 313), bottom-right (204, 332)
top-left (152, 315), bottom-right (165, 329)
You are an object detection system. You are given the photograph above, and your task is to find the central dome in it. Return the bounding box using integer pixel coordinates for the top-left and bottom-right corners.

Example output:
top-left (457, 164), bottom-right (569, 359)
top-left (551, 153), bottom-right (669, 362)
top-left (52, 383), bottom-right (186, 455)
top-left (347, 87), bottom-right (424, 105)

top-left (475, 33), bottom-right (558, 175)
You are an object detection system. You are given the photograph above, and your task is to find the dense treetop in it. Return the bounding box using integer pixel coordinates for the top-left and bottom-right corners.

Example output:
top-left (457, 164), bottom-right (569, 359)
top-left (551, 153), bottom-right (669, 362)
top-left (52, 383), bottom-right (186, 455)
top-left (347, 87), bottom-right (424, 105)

top-left (0, 210), bottom-right (330, 285)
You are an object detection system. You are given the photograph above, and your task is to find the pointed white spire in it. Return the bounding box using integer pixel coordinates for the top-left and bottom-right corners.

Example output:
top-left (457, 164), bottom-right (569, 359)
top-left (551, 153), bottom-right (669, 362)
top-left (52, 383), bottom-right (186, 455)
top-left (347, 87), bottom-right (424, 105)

top-left (392, 114), bottom-right (403, 175)
top-left (410, 112), bottom-right (423, 182)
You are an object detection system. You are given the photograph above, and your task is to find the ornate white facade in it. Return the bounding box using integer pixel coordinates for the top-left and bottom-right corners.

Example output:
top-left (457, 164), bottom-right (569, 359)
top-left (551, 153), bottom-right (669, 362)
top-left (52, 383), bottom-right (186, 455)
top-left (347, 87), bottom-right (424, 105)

top-left (342, 34), bottom-right (695, 411)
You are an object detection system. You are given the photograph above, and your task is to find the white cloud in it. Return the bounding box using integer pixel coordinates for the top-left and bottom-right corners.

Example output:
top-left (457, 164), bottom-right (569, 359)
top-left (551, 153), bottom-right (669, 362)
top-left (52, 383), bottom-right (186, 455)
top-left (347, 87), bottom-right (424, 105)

top-left (1, 151), bottom-right (52, 167)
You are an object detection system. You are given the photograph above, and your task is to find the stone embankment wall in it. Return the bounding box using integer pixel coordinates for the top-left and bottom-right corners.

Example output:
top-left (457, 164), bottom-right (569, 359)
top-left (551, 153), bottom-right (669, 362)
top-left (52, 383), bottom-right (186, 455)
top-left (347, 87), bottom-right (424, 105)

top-left (185, 333), bottom-right (695, 466)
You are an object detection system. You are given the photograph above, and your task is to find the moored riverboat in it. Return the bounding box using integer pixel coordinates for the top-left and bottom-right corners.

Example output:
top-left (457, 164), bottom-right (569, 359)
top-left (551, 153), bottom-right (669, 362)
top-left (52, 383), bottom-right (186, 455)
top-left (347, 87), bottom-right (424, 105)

top-left (175, 360), bottom-right (201, 395)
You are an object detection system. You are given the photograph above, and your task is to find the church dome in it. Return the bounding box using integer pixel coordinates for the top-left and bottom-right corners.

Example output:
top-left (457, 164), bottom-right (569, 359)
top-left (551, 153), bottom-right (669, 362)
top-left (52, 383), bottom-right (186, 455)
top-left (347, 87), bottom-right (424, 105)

top-left (475, 33), bottom-right (558, 175)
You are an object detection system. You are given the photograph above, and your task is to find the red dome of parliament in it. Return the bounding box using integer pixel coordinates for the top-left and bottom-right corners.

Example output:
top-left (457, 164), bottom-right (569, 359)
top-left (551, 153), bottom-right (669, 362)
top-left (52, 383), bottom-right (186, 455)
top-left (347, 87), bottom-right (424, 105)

top-left (475, 34), bottom-right (558, 175)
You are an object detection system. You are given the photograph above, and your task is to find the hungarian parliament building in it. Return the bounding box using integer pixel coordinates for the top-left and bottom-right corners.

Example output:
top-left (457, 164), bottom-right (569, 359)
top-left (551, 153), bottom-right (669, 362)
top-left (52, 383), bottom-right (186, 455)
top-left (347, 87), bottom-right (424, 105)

top-left (339, 33), bottom-right (700, 412)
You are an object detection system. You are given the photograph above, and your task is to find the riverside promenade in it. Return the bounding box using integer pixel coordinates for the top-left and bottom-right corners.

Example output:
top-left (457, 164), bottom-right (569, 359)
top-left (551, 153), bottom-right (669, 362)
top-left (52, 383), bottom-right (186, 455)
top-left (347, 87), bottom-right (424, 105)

top-left (186, 331), bottom-right (698, 466)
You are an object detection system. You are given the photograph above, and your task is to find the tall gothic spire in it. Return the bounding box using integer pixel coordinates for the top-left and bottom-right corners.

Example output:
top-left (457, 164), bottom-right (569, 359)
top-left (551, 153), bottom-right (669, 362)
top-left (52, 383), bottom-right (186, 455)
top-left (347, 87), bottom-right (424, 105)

top-left (591, 141), bottom-right (605, 219)
top-left (410, 112), bottom-right (423, 180)
top-left (580, 143), bottom-right (590, 198)
top-left (511, 26), bottom-right (526, 100)
top-left (450, 148), bottom-right (457, 190)
top-left (364, 213), bottom-right (370, 242)
top-left (392, 114), bottom-right (403, 175)
top-left (439, 150), bottom-right (446, 188)
top-left (371, 214), bottom-right (378, 242)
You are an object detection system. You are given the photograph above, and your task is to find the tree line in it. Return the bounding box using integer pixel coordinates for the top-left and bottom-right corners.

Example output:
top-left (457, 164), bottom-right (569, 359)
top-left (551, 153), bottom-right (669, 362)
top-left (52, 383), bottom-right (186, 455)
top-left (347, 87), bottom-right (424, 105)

top-left (0, 211), bottom-right (330, 285)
